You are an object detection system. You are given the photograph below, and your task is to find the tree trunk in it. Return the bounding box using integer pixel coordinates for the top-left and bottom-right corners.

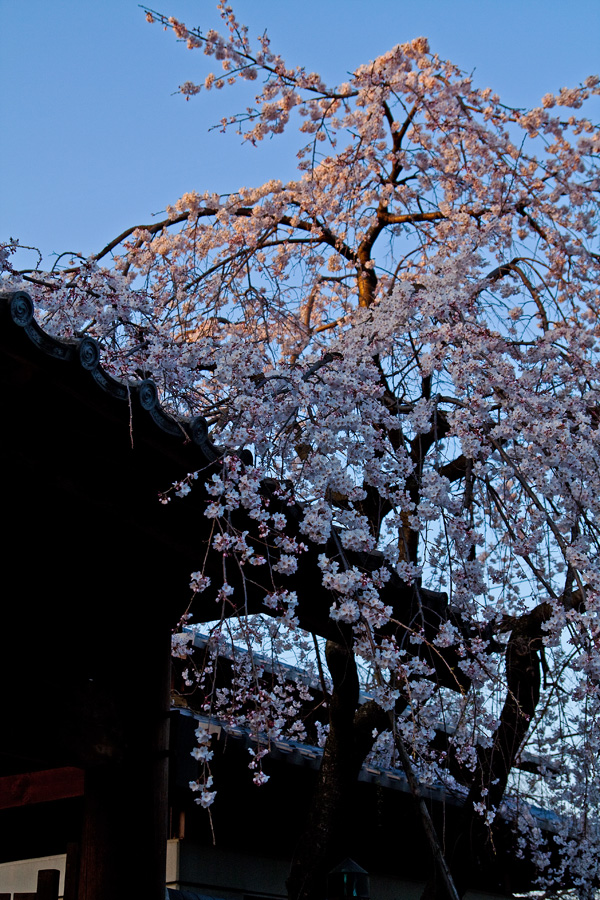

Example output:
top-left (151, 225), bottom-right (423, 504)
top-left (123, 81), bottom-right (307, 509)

top-left (287, 638), bottom-right (386, 900)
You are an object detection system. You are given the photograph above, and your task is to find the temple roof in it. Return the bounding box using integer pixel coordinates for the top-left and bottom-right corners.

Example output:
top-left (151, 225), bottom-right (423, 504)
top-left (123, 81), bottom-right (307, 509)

top-left (0, 289), bottom-right (219, 462)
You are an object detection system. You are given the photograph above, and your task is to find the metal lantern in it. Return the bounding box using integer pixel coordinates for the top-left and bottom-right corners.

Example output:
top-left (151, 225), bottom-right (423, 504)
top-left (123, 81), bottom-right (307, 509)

top-left (327, 858), bottom-right (370, 900)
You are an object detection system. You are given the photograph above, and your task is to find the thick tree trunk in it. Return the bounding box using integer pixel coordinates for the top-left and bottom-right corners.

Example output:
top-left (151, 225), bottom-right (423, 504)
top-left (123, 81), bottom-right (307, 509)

top-left (286, 638), bottom-right (388, 900)
top-left (287, 639), bottom-right (360, 900)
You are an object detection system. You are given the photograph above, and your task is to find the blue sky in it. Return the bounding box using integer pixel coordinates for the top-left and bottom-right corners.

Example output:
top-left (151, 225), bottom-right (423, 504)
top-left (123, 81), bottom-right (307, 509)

top-left (1, 0), bottom-right (599, 269)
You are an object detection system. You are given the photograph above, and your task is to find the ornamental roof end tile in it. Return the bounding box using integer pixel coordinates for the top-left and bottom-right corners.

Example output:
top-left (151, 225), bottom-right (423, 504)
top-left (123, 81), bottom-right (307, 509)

top-left (0, 289), bottom-right (221, 463)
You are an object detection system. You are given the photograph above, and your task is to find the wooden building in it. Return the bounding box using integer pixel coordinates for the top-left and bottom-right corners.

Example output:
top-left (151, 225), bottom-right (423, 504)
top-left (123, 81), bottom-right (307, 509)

top-left (0, 290), bottom-right (215, 900)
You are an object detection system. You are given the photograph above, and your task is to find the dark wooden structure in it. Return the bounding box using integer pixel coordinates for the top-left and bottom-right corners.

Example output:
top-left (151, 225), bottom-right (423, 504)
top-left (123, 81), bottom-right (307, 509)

top-left (0, 290), bottom-right (216, 900)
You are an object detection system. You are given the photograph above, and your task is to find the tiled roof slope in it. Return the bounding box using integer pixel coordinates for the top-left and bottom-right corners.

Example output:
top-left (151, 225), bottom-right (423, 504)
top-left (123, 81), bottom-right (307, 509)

top-left (0, 289), bottom-right (220, 463)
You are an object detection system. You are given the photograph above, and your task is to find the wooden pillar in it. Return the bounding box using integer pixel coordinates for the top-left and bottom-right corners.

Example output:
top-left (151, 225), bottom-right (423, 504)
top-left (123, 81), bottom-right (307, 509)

top-left (77, 627), bottom-right (171, 900)
top-left (36, 869), bottom-right (60, 900)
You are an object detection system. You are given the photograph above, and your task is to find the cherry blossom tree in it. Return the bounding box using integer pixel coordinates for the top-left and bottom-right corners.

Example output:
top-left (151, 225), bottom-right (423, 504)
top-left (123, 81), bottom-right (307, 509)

top-left (4, 4), bottom-right (600, 898)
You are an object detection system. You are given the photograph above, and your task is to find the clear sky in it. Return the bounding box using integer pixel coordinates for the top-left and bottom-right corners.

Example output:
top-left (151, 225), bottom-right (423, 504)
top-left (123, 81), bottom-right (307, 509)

top-left (1, 0), bottom-right (599, 269)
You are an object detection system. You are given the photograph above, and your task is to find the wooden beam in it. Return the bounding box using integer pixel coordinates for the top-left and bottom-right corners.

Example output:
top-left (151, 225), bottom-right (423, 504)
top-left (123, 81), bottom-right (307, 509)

top-left (0, 768), bottom-right (84, 810)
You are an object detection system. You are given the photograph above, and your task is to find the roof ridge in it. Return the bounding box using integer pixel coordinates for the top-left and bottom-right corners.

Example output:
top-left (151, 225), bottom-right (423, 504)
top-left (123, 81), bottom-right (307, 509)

top-left (0, 289), bottom-right (220, 460)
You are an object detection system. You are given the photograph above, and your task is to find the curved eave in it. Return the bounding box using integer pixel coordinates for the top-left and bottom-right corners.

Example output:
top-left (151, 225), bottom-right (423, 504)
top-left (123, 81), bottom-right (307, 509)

top-left (0, 290), bottom-right (220, 464)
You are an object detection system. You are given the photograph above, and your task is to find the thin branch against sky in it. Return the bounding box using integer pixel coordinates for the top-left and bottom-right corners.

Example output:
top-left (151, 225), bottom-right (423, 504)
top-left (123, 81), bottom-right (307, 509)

top-left (1, 0), bottom-right (599, 264)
